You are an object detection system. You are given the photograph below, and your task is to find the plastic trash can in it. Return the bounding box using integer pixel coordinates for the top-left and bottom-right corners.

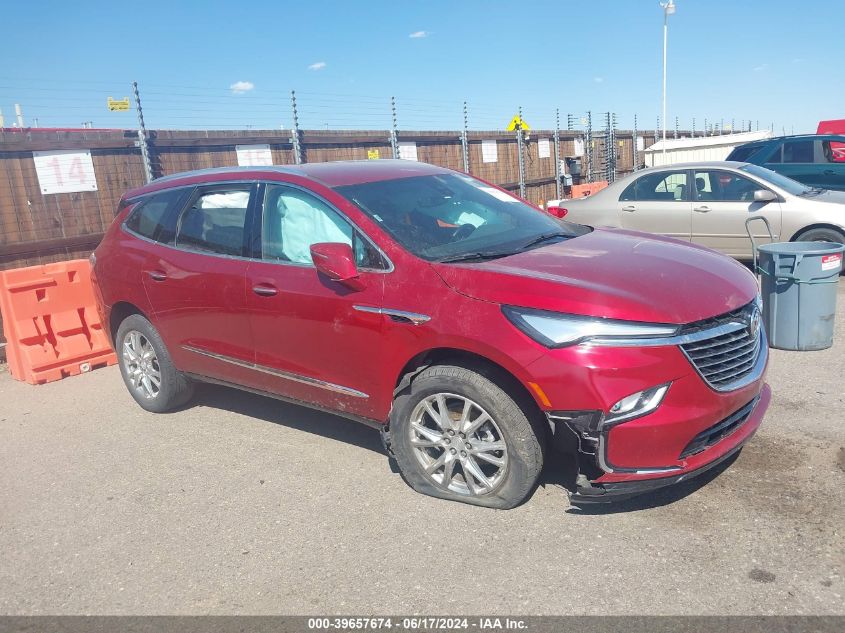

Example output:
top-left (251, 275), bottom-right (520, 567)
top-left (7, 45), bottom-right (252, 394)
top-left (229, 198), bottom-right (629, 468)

top-left (756, 241), bottom-right (844, 351)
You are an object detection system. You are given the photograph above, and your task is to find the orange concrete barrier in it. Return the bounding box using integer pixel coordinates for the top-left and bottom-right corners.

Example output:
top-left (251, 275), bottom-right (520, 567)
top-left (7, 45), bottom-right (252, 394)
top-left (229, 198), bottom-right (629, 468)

top-left (0, 259), bottom-right (116, 385)
top-left (569, 180), bottom-right (608, 199)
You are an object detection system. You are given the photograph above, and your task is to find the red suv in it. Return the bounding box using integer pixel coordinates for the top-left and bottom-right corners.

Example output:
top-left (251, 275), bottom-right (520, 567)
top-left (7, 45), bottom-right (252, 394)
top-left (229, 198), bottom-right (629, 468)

top-left (91, 160), bottom-right (771, 508)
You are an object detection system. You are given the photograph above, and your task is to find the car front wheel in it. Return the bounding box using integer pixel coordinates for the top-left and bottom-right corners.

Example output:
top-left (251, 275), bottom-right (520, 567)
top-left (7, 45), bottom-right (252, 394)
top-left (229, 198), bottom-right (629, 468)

top-left (390, 364), bottom-right (545, 509)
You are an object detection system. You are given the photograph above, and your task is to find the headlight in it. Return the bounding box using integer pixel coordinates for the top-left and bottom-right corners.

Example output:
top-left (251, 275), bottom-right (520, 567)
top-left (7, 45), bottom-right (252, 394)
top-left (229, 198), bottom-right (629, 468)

top-left (502, 306), bottom-right (678, 348)
top-left (604, 384), bottom-right (670, 426)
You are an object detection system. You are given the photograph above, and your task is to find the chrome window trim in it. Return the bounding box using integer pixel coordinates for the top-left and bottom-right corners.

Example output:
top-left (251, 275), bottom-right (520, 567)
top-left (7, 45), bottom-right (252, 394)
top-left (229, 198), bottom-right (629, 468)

top-left (258, 180), bottom-right (395, 274)
top-left (352, 305), bottom-right (431, 325)
top-left (182, 345), bottom-right (369, 399)
top-left (120, 178), bottom-right (395, 273)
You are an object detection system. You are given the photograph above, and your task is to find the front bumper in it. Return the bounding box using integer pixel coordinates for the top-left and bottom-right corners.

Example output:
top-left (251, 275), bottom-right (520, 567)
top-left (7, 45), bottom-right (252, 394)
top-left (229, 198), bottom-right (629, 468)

top-left (567, 382), bottom-right (771, 504)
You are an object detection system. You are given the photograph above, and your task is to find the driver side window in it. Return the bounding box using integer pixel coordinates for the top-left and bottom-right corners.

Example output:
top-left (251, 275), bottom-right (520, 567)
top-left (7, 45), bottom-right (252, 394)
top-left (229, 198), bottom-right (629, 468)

top-left (262, 185), bottom-right (385, 269)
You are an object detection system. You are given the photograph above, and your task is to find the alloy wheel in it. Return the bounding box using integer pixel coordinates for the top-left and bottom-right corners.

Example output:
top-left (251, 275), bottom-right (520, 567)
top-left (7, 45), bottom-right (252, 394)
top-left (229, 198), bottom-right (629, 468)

top-left (408, 393), bottom-right (508, 496)
top-left (122, 330), bottom-right (162, 399)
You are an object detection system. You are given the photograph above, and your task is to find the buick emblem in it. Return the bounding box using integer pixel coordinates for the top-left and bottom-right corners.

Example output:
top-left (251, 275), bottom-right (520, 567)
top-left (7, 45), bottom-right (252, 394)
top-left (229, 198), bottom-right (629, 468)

top-left (748, 307), bottom-right (761, 341)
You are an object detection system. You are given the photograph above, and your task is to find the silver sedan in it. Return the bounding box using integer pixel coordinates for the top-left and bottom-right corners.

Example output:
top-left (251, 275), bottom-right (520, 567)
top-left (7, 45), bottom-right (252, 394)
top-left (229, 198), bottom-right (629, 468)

top-left (546, 161), bottom-right (845, 260)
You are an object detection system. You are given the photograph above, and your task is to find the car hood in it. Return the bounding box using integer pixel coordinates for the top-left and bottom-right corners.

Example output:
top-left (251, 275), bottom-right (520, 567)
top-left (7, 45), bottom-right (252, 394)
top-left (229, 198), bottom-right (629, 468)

top-left (809, 189), bottom-right (845, 205)
top-left (432, 228), bottom-right (758, 324)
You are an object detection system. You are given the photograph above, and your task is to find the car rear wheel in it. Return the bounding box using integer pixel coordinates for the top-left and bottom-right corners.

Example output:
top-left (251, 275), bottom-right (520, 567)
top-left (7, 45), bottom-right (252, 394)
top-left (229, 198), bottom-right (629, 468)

top-left (390, 364), bottom-right (545, 509)
top-left (795, 227), bottom-right (845, 245)
top-left (115, 314), bottom-right (194, 413)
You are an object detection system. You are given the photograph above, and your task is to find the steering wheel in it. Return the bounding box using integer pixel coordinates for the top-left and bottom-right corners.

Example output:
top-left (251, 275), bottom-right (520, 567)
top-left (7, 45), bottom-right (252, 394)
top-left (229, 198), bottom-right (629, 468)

top-left (451, 223), bottom-right (477, 241)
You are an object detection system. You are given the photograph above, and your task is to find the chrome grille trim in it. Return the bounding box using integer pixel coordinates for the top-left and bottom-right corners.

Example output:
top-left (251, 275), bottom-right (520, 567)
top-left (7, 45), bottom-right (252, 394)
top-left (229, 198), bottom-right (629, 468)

top-left (679, 303), bottom-right (767, 392)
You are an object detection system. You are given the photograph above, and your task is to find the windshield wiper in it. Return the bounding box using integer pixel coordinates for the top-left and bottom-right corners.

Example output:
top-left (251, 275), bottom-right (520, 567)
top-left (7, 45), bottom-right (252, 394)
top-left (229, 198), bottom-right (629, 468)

top-left (437, 251), bottom-right (517, 263)
top-left (520, 231), bottom-right (570, 250)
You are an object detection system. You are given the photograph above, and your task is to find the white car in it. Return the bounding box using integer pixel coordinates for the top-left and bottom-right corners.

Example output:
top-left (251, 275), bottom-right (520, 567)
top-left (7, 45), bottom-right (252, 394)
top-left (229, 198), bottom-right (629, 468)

top-left (545, 161), bottom-right (845, 260)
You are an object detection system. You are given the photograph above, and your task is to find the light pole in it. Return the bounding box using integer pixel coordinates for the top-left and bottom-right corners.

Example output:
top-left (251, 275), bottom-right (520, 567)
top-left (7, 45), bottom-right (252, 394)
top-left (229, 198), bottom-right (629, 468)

top-left (660, 0), bottom-right (676, 158)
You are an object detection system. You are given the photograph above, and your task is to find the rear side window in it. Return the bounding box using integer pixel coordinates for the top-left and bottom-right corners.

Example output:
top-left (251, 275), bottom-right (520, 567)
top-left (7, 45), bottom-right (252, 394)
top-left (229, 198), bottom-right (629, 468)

top-left (176, 186), bottom-right (252, 256)
top-left (124, 189), bottom-right (186, 244)
top-left (782, 140), bottom-right (814, 163)
top-left (620, 171), bottom-right (689, 202)
top-left (727, 145), bottom-right (760, 162)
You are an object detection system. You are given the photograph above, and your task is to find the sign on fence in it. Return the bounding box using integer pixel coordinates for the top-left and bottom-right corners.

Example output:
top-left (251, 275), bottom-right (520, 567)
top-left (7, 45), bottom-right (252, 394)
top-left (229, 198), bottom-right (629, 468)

top-left (367, 149), bottom-right (380, 160)
top-left (482, 140), bottom-right (498, 163)
top-left (398, 142), bottom-right (418, 161)
top-left (235, 144), bottom-right (273, 166)
top-left (32, 150), bottom-right (98, 194)
top-left (538, 138), bottom-right (551, 158)
top-left (573, 138), bottom-right (585, 157)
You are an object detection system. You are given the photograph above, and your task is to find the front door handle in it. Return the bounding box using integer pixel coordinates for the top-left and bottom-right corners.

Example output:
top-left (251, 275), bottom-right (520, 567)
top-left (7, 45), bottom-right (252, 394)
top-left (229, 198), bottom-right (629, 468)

top-left (823, 169), bottom-right (835, 176)
top-left (147, 270), bottom-right (167, 282)
top-left (621, 205), bottom-right (636, 212)
top-left (694, 206), bottom-right (711, 213)
top-left (252, 284), bottom-right (278, 297)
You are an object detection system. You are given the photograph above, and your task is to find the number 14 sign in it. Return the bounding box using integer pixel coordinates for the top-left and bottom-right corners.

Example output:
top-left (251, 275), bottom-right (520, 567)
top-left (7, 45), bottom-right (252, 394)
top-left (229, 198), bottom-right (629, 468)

top-left (33, 150), bottom-right (98, 195)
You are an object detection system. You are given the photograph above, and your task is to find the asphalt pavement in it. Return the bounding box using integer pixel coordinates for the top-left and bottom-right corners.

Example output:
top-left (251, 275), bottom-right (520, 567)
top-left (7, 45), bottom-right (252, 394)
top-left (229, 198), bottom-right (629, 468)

top-left (1, 289), bottom-right (843, 615)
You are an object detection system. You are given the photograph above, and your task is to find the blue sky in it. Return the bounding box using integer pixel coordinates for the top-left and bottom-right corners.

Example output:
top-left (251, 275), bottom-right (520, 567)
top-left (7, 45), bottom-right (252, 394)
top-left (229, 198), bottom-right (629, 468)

top-left (0, 0), bottom-right (841, 133)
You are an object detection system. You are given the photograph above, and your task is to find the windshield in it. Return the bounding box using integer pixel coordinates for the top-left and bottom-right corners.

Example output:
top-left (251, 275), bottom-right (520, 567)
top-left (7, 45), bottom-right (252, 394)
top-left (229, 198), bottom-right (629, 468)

top-left (739, 163), bottom-right (814, 195)
top-left (335, 173), bottom-right (589, 261)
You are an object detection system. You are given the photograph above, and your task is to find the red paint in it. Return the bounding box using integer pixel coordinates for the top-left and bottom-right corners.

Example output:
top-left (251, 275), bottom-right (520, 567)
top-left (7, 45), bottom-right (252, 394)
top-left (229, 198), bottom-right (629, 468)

top-left (93, 161), bottom-right (770, 495)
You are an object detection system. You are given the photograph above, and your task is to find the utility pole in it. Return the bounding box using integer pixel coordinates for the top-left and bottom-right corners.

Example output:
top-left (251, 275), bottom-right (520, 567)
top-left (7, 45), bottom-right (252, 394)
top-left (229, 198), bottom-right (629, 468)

top-left (660, 0), bottom-right (676, 157)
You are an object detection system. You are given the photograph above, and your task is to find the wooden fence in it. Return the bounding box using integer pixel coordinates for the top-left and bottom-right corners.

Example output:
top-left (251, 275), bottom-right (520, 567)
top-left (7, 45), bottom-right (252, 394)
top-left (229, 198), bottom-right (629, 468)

top-left (0, 126), bottom-right (660, 355)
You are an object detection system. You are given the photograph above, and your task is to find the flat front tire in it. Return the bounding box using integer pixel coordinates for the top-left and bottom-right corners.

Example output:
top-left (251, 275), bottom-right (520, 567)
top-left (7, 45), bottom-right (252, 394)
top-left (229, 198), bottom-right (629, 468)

top-left (115, 314), bottom-right (194, 413)
top-left (390, 364), bottom-right (545, 509)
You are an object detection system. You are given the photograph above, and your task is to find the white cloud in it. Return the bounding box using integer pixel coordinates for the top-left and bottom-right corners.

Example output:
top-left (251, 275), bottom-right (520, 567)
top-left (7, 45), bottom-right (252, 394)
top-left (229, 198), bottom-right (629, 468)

top-left (409, 30), bottom-right (429, 38)
top-left (308, 61), bottom-right (327, 71)
top-left (753, 63), bottom-right (769, 72)
top-left (229, 81), bottom-right (254, 94)
top-left (593, 77), bottom-right (604, 83)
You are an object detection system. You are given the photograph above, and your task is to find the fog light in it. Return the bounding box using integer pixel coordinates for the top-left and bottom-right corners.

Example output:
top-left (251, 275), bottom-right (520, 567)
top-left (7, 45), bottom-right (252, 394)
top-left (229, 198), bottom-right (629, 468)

top-left (604, 384), bottom-right (670, 426)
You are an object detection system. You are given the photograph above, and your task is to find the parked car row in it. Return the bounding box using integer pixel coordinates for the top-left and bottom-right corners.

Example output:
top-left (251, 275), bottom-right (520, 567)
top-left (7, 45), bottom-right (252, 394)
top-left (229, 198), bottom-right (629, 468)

top-left (92, 160), bottom-right (770, 509)
top-left (546, 160), bottom-right (845, 260)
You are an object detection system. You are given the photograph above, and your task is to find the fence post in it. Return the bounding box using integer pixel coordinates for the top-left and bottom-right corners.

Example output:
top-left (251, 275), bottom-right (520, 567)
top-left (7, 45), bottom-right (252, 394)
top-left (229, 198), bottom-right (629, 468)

top-left (461, 101), bottom-right (470, 173)
top-left (389, 96), bottom-right (399, 159)
top-left (553, 109), bottom-right (561, 200)
top-left (290, 90), bottom-right (303, 164)
top-left (516, 106), bottom-right (526, 199)
top-left (132, 81), bottom-right (153, 183)
top-left (632, 114), bottom-right (639, 172)
top-left (585, 111), bottom-right (593, 183)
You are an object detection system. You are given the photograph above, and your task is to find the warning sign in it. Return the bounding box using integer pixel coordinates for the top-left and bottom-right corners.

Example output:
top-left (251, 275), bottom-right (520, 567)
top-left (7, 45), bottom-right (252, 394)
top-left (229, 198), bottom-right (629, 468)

top-left (367, 149), bottom-right (380, 160)
top-left (506, 115), bottom-right (531, 132)
top-left (107, 97), bottom-right (131, 112)
top-left (821, 254), bottom-right (842, 271)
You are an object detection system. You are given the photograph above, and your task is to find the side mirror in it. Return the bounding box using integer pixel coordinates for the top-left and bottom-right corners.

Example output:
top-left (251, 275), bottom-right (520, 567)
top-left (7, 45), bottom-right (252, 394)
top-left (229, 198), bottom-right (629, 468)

top-left (310, 242), bottom-right (360, 286)
top-left (753, 189), bottom-right (777, 203)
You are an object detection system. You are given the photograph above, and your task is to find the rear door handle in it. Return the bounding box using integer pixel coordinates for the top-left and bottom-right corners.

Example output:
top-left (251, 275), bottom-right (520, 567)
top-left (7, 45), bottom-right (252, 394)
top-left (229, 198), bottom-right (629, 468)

top-left (252, 284), bottom-right (278, 297)
top-left (147, 270), bottom-right (167, 282)
top-left (694, 206), bottom-right (711, 213)
top-left (621, 205), bottom-right (636, 212)
top-left (823, 169), bottom-right (835, 176)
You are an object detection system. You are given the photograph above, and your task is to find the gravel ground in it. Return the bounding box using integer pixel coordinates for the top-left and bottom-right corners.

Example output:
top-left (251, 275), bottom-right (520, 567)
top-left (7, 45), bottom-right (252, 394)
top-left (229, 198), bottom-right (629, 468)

top-left (0, 290), bottom-right (843, 615)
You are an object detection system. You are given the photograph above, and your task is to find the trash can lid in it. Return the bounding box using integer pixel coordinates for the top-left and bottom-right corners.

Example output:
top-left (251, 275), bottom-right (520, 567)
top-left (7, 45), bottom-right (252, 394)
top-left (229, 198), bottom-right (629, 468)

top-left (757, 241), bottom-right (845, 256)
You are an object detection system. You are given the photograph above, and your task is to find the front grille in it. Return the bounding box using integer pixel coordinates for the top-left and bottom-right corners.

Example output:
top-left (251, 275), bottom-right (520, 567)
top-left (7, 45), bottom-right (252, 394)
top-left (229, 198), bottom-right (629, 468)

top-left (680, 303), bottom-right (762, 391)
top-left (679, 397), bottom-right (758, 459)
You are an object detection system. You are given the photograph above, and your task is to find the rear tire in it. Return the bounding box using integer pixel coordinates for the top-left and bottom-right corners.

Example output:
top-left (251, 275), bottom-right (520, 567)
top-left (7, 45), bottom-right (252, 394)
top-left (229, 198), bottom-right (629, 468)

top-left (390, 364), bottom-right (545, 509)
top-left (115, 314), bottom-right (194, 413)
top-left (795, 227), bottom-right (845, 245)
